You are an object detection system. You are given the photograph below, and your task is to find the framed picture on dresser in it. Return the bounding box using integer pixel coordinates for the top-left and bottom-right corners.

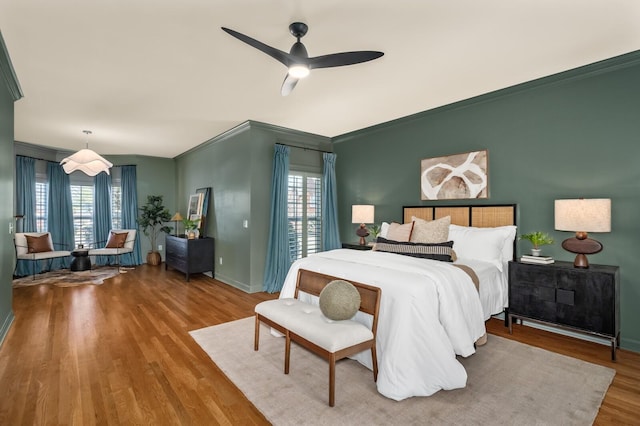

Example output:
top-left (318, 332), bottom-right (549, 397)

top-left (195, 187), bottom-right (211, 237)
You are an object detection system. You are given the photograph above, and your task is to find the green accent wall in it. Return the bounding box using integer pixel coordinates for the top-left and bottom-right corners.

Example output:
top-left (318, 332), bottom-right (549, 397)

top-left (175, 121), bottom-right (331, 293)
top-left (333, 51), bottom-right (640, 351)
top-left (0, 31), bottom-right (21, 347)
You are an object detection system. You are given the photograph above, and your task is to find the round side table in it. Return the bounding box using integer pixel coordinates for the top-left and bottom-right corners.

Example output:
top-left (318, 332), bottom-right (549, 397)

top-left (70, 250), bottom-right (91, 271)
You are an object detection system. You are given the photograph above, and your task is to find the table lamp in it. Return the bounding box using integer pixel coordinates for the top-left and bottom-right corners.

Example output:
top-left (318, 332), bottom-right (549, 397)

top-left (352, 205), bottom-right (375, 245)
top-left (170, 212), bottom-right (184, 236)
top-left (554, 198), bottom-right (611, 268)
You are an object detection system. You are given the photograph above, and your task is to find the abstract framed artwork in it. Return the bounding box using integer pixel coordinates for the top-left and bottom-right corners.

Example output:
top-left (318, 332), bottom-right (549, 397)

top-left (188, 193), bottom-right (204, 218)
top-left (420, 150), bottom-right (489, 200)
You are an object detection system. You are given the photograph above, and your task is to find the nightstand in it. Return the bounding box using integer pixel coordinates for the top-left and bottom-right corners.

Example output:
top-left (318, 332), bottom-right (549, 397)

top-left (507, 260), bottom-right (620, 360)
top-left (341, 242), bottom-right (373, 251)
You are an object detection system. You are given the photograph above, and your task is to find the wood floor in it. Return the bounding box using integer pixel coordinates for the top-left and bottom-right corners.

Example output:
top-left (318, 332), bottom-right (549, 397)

top-left (1, 264), bottom-right (638, 425)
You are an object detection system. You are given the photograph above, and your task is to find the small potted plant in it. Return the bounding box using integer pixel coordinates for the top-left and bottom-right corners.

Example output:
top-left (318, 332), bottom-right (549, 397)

top-left (520, 231), bottom-right (554, 256)
top-left (368, 223), bottom-right (382, 245)
top-left (182, 217), bottom-right (199, 239)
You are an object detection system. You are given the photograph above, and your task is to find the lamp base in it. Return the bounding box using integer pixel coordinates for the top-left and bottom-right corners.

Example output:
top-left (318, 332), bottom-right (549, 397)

top-left (572, 253), bottom-right (590, 269)
top-left (561, 236), bottom-right (603, 269)
top-left (355, 224), bottom-right (370, 246)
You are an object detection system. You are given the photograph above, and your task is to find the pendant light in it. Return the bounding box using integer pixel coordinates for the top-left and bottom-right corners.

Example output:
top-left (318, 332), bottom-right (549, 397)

top-left (60, 130), bottom-right (113, 176)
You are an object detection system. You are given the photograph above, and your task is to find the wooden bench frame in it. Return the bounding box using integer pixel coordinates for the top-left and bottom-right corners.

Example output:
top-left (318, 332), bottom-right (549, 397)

top-left (254, 268), bottom-right (382, 406)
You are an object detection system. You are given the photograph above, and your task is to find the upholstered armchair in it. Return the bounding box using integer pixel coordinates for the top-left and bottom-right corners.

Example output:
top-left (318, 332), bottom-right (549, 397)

top-left (88, 229), bottom-right (137, 271)
top-left (14, 232), bottom-right (72, 279)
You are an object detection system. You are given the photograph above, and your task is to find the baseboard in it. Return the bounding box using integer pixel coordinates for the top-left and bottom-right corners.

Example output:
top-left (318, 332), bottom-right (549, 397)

top-left (213, 272), bottom-right (252, 293)
top-left (0, 311), bottom-right (15, 349)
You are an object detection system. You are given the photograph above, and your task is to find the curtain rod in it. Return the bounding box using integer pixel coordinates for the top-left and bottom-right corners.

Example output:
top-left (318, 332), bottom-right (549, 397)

top-left (276, 143), bottom-right (333, 154)
top-left (17, 155), bottom-right (135, 168)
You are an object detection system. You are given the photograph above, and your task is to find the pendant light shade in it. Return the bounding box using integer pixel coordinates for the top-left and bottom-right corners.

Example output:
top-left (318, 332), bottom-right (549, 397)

top-left (60, 130), bottom-right (113, 176)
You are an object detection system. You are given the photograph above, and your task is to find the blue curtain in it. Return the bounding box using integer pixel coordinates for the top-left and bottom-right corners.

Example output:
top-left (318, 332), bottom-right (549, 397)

top-left (120, 165), bottom-right (142, 265)
top-left (263, 144), bottom-right (290, 293)
top-left (46, 162), bottom-right (74, 270)
top-left (321, 152), bottom-right (341, 251)
top-left (93, 172), bottom-right (113, 265)
top-left (15, 156), bottom-right (37, 276)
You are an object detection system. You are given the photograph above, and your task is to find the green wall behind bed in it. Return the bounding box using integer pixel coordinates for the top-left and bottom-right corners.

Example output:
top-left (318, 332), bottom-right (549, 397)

top-left (332, 50), bottom-right (640, 352)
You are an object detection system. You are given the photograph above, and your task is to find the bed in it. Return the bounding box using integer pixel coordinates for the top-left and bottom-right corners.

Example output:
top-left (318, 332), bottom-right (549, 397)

top-left (279, 204), bottom-right (517, 401)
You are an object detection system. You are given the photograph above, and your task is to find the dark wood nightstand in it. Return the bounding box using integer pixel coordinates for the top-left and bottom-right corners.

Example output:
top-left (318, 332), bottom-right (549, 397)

top-left (341, 242), bottom-right (373, 251)
top-left (507, 260), bottom-right (620, 360)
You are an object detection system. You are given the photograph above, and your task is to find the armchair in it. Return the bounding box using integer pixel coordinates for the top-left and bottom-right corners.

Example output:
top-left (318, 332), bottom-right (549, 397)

top-left (14, 232), bottom-right (72, 279)
top-left (88, 229), bottom-right (137, 272)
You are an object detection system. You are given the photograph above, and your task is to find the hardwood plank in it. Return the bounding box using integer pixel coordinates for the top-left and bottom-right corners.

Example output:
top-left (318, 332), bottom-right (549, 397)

top-left (0, 264), bottom-right (638, 425)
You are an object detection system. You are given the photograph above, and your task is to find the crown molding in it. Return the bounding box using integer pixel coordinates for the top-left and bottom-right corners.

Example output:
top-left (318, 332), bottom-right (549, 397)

top-left (334, 49), bottom-right (640, 144)
top-left (0, 31), bottom-right (23, 101)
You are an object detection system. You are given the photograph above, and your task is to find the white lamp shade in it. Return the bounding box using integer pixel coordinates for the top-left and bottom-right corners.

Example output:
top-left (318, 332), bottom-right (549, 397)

top-left (60, 149), bottom-right (113, 176)
top-left (352, 205), bottom-right (375, 224)
top-left (554, 198), bottom-right (611, 233)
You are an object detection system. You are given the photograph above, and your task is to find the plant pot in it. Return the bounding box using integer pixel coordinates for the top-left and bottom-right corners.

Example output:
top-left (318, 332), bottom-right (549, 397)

top-left (531, 248), bottom-right (542, 257)
top-left (188, 231), bottom-right (196, 239)
top-left (147, 251), bottom-right (162, 265)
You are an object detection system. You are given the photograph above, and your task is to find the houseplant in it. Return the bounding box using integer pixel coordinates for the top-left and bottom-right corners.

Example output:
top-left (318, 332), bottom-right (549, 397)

top-left (138, 195), bottom-right (172, 265)
top-left (519, 231), bottom-right (554, 256)
top-left (182, 217), bottom-right (199, 239)
top-left (368, 224), bottom-right (382, 242)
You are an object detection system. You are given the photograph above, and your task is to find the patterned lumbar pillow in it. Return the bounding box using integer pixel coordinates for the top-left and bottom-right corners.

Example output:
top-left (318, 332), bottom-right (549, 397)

top-left (373, 237), bottom-right (454, 262)
top-left (319, 280), bottom-right (361, 321)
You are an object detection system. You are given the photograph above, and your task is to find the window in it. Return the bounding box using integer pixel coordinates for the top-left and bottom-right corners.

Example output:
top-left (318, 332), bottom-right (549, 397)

top-left (70, 183), bottom-right (94, 247)
top-left (35, 181), bottom-right (48, 232)
top-left (288, 172), bottom-right (322, 261)
top-left (110, 170), bottom-right (123, 230)
top-left (32, 159), bottom-right (124, 246)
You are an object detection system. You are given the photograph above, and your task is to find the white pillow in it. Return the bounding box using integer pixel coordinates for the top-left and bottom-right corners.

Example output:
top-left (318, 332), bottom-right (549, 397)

top-left (380, 222), bottom-right (390, 238)
top-left (448, 224), bottom-right (517, 271)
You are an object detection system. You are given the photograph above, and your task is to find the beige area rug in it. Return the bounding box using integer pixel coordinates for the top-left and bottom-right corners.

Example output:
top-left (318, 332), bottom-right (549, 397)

top-left (190, 317), bottom-right (615, 426)
top-left (12, 266), bottom-right (122, 287)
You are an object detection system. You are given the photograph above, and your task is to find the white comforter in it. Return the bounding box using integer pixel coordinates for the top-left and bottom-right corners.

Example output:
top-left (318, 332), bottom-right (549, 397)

top-left (279, 249), bottom-right (486, 401)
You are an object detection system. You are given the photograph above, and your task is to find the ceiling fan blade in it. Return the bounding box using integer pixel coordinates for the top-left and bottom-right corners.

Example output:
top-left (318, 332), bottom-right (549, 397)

top-left (308, 51), bottom-right (384, 69)
top-left (221, 27), bottom-right (292, 67)
top-left (281, 73), bottom-right (299, 96)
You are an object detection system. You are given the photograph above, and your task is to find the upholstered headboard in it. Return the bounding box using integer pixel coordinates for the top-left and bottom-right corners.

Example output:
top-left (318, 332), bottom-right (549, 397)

top-left (403, 204), bottom-right (517, 228)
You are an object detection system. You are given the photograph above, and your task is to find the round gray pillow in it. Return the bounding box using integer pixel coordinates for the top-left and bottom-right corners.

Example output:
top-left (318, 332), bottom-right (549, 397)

top-left (319, 280), bottom-right (361, 321)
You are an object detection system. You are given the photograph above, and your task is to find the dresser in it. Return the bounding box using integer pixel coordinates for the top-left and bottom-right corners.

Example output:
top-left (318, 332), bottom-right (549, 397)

top-left (165, 235), bottom-right (215, 282)
top-left (508, 260), bottom-right (620, 360)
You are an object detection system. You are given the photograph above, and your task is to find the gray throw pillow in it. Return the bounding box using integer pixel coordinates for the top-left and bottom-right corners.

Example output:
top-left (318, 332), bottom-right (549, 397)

top-left (319, 280), bottom-right (361, 321)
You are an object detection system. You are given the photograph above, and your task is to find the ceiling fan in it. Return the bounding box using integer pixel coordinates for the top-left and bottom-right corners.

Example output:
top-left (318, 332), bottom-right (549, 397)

top-left (221, 22), bottom-right (384, 96)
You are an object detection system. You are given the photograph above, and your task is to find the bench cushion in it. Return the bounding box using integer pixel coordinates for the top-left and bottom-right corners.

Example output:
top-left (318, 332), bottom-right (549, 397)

top-left (255, 299), bottom-right (373, 353)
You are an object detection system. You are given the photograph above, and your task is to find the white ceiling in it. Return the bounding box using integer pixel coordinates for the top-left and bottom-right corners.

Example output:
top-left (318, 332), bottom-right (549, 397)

top-left (1, 1), bottom-right (639, 158)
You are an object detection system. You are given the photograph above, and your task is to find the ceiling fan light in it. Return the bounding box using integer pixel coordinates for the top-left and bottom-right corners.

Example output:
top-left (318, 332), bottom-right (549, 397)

top-left (288, 64), bottom-right (310, 79)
